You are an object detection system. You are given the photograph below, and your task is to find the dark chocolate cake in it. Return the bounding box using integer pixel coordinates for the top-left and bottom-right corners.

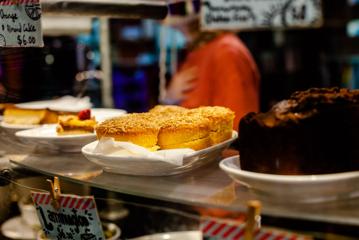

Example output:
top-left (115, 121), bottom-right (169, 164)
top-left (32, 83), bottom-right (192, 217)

top-left (238, 88), bottom-right (359, 175)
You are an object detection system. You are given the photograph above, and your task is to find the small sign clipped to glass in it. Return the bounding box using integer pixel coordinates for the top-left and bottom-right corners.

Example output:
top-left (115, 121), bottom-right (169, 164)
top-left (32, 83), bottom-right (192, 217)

top-left (31, 177), bottom-right (105, 240)
top-left (201, 201), bottom-right (312, 239)
top-left (0, 0), bottom-right (43, 47)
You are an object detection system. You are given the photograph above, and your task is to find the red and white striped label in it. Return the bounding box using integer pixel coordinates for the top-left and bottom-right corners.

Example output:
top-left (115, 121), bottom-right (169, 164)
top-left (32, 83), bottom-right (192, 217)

top-left (0, 0), bottom-right (39, 6)
top-left (31, 192), bottom-right (105, 240)
top-left (201, 219), bottom-right (247, 239)
top-left (31, 192), bottom-right (96, 210)
top-left (201, 219), bottom-right (311, 240)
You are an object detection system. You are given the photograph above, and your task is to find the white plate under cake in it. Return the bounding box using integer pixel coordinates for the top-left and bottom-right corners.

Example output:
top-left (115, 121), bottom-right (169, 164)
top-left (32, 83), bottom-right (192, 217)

top-left (82, 131), bottom-right (237, 176)
top-left (220, 155), bottom-right (359, 203)
top-left (16, 124), bottom-right (96, 152)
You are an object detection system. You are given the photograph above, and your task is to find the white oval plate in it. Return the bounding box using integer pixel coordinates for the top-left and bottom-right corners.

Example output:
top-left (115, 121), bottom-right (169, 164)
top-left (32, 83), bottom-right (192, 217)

top-left (0, 121), bottom-right (40, 136)
top-left (16, 124), bottom-right (96, 152)
top-left (15, 96), bottom-right (92, 112)
top-left (220, 155), bottom-right (359, 203)
top-left (82, 132), bottom-right (238, 176)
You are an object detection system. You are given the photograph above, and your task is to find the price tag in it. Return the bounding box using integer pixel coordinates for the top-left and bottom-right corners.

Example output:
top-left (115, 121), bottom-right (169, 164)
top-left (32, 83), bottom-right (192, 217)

top-left (0, 0), bottom-right (43, 47)
top-left (201, 0), bottom-right (323, 31)
top-left (201, 219), bottom-right (311, 240)
top-left (31, 192), bottom-right (105, 240)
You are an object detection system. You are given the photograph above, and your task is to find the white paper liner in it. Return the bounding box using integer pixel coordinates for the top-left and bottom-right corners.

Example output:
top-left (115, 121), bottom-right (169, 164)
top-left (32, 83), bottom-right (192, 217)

top-left (93, 138), bottom-right (195, 166)
top-left (47, 96), bottom-right (92, 112)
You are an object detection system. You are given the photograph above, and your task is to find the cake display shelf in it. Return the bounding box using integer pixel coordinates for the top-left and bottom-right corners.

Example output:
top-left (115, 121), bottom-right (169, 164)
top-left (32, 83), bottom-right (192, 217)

top-left (7, 150), bottom-right (359, 228)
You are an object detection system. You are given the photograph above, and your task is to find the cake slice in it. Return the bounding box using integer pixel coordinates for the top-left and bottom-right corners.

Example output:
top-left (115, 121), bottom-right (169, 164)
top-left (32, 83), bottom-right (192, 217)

top-left (3, 107), bottom-right (58, 125)
top-left (56, 109), bottom-right (97, 135)
top-left (157, 113), bottom-right (211, 150)
top-left (95, 113), bottom-right (161, 150)
top-left (189, 106), bottom-right (235, 145)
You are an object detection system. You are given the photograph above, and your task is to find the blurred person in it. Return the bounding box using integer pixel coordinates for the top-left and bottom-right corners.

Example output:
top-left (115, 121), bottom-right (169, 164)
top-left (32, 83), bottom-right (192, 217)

top-left (161, 2), bottom-right (260, 131)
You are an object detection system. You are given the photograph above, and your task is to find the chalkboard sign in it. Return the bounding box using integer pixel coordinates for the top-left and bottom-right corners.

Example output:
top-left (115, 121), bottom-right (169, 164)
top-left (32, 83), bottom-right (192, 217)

top-left (0, 0), bottom-right (43, 47)
top-left (201, 0), bottom-right (322, 31)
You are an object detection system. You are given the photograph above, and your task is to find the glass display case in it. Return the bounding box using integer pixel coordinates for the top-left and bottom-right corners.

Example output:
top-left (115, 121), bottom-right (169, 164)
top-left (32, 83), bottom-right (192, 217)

top-left (0, 1), bottom-right (359, 240)
top-left (0, 133), bottom-right (358, 239)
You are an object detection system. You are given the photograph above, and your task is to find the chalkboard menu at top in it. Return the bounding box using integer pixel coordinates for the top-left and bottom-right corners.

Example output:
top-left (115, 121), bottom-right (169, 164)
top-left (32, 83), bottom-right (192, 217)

top-left (200, 0), bottom-right (323, 31)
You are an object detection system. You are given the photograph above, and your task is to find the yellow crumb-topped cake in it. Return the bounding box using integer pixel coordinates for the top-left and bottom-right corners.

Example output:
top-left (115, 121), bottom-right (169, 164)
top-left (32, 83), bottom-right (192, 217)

top-left (95, 105), bottom-right (235, 151)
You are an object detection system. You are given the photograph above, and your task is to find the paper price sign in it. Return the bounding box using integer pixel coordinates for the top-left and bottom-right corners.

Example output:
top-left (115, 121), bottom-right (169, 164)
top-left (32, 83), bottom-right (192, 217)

top-left (31, 192), bottom-right (105, 240)
top-left (201, 0), bottom-right (322, 31)
top-left (0, 0), bottom-right (43, 47)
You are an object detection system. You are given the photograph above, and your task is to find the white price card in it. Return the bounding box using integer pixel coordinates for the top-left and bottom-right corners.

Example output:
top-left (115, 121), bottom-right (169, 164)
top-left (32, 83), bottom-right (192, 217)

top-left (31, 192), bottom-right (105, 240)
top-left (201, 0), bottom-right (323, 31)
top-left (0, 0), bottom-right (43, 47)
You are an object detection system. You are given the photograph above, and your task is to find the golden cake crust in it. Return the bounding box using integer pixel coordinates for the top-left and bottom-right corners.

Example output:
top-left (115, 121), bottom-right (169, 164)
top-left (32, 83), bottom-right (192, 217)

top-left (189, 106), bottom-right (235, 144)
top-left (190, 106), bottom-right (235, 126)
top-left (96, 113), bottom-right (160, 148)
top-left (96, 113), bottom-right (160, 134)
top-left (160, 136), bottom-right (212, 151)
top-left (157, 114), bottom-right (210, 149)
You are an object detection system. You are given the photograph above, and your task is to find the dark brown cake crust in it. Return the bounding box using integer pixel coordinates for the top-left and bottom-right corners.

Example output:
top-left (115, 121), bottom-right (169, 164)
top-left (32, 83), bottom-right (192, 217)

top-left (238, 87), bottom-right (359, 175)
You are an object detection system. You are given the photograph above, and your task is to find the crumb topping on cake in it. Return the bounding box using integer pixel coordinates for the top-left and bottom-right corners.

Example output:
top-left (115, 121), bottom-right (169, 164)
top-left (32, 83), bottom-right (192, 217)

top-left (149, 105), bottom-right (188, 114)
top-left (189, 106), bottom-right (235, 123)
top-left (96, 113), bottom-right (161, 134)
top-left (159, 114), bottom-right (210, 130)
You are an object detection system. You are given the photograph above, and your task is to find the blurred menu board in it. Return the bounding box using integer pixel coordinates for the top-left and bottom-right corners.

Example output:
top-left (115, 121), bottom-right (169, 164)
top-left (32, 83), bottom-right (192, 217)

top-left (0, 0), bottom-right (43, 47)
top-left (201, 0), bottom-right (323, 31)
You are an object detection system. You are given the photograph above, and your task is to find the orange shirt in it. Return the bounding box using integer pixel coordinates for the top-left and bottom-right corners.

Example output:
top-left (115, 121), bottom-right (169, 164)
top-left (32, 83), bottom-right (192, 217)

top-left (179, 33), bottom-right (260, 131)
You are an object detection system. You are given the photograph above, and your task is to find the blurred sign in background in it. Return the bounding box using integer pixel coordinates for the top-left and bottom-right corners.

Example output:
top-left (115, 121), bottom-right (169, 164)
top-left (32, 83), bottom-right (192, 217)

top-left (201, 0), bottom-right (323, 31)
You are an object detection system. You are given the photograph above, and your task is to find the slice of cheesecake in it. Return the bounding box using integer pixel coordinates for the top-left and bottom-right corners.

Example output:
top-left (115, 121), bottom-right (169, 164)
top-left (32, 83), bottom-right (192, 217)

top-left (56, 109), bottom-right (97, 135)
top-left (3, 107), bottom-right (58, 125)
